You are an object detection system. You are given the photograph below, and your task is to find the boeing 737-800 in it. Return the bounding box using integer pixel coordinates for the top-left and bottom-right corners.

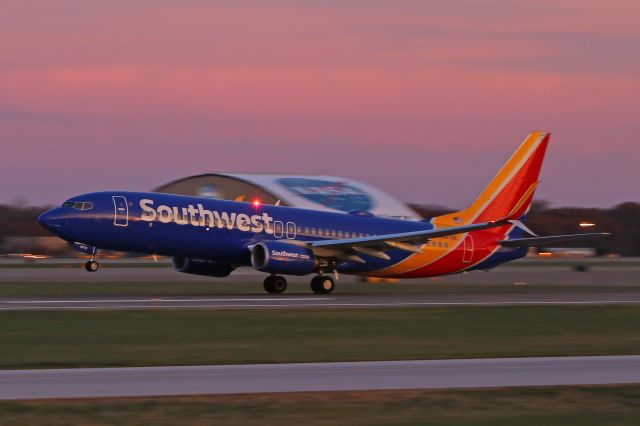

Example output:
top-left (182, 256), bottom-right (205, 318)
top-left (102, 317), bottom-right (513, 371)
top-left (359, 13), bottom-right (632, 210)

top-left (38, 131), bottom-right (607, 294)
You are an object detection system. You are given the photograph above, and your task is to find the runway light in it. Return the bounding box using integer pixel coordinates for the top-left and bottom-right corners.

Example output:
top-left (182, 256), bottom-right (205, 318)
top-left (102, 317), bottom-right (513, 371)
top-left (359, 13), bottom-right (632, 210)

top-left (580, 222), bottom-right (596, 228)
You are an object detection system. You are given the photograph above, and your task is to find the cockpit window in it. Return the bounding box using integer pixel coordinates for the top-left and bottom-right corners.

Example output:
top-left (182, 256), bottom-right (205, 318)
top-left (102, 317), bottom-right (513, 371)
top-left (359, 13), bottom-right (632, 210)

top-left (62, 201), bottom-right (93, 210)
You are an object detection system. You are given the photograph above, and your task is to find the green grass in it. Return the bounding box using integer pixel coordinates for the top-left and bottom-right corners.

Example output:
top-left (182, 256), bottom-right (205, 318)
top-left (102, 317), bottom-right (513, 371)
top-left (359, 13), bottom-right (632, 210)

top-left (2, 306), bottom-right (640, 369)
top-left (2, 386), bottom-right (640, 425)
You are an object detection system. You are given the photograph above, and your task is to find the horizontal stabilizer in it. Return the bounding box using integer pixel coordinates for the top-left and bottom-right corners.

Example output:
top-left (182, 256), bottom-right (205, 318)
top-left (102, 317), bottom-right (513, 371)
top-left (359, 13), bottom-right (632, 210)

top-left (500, 233), bottom-right (610, 247)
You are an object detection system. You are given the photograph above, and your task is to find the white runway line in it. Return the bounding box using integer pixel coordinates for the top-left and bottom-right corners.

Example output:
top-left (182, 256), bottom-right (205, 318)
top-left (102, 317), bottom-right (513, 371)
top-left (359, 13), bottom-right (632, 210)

top-left (3, 297), bottom-right (332, 304)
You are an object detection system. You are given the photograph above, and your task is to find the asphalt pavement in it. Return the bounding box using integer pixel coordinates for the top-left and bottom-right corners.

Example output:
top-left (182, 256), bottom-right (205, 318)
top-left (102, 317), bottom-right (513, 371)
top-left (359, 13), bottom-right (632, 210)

top-left (2, 356), bottom-right (640, 400)
top-left (2, 265), bottom-right (640, 310)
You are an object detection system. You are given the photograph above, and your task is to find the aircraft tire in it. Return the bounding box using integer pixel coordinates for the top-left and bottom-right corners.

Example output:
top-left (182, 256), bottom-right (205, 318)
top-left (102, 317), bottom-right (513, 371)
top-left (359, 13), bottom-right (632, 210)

top-left (271, 275), bottom-right (287, 293)
top-left (263, 276), bottom-right (274, 293)
top-left (311, 275), bottom-right (335, 294)
top-left (264, 275), bottom-right (287, 294)
top-left (85, 260), bottom-right (99, 272)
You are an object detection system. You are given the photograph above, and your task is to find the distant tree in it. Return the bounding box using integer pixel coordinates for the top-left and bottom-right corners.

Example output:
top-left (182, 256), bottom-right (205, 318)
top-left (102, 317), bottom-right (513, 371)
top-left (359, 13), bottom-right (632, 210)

top-left (408, 200), bottom-right (639, 256)
top-left (530, 199), bottom-right (551, 213)
top-left (610, 203), bottom-right (640, 256)
top-left (409, 204), bottom-right (454, 219)
top-left (0, 204), bottom-right (52, 237)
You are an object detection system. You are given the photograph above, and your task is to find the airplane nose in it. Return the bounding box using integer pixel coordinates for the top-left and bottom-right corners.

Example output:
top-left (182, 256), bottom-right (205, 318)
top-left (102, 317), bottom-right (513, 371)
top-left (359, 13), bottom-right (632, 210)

top-left (38, 209), bottom-right (62, 233)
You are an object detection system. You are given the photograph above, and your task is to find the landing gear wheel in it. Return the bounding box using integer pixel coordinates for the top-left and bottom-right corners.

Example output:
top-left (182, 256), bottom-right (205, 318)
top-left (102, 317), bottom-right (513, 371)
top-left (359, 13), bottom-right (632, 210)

top-left (311, 275), bottom-right (335, 294)
top-left (85, 260), bottom-right (99, 272)
top-left (263, 276), bottom-right (273, 293)
top-left (264, 275), bottom-right (287, 294)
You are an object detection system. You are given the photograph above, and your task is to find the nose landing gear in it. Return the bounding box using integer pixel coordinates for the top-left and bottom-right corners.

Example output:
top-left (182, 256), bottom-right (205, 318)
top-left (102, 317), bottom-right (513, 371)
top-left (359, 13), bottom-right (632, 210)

top-left (85, 259), bottom-right (99, 272)
top-left (84, 250), bottom-right (99, 272)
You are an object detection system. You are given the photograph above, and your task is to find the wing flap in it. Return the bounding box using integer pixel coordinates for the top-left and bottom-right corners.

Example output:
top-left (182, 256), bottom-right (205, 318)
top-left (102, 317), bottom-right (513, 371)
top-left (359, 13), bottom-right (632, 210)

top-left (309, 219), bottom-right (508, 250)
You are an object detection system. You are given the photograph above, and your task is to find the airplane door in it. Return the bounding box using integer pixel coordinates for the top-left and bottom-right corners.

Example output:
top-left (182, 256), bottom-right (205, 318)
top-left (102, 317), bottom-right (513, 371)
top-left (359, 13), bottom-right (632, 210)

top-left (286, 222), bottom-right (297, 239)
top-left (273, 221), bottom-right (284, 238)
top-left (462, 235), bottom-right (474, 263)
top-left (112, 196), bottom-right (129, 227)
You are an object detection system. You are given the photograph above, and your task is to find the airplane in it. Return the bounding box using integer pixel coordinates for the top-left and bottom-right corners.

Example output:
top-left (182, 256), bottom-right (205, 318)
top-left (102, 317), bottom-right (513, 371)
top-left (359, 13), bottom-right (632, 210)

top-left (38, 131), bottom-right (608, 294)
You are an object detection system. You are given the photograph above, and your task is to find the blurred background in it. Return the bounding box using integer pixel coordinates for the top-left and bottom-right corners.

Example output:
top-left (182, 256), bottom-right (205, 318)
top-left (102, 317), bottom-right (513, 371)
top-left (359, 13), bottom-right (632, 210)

top-left (2, 2), bottom-right (640, 423)
top-left (2, 2), bottom-right (638, 262)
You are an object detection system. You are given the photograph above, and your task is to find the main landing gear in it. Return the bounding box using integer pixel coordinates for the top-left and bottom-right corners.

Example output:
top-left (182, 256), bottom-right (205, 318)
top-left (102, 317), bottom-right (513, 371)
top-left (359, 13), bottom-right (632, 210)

top-left (262, 274), bottom-right (336, 295)
top-left (263, 275), bottom-right (288, 294)
top-left (311, 275), bottom-right (335, 294)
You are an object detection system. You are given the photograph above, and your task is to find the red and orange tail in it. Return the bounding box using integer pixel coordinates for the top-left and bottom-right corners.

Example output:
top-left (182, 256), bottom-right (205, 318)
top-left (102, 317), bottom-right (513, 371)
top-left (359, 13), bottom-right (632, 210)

top-left (435, 131), bottom-right (550, 227)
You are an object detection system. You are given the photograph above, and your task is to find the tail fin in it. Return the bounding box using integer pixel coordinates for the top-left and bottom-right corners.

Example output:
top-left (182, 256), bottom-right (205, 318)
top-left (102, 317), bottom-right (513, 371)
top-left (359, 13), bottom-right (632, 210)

top-left (435, 131), bottom-right (550, 226)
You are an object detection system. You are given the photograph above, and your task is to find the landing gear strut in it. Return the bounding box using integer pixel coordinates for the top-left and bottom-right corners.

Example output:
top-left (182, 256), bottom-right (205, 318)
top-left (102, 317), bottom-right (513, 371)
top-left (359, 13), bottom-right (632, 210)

top-left (311, 275), bottom-right (335, 294)
top-left (263, 275), bottom-right (287, 294)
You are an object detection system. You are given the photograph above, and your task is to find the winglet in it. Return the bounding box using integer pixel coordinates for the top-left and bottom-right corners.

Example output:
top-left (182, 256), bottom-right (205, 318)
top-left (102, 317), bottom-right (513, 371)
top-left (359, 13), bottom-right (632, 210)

top-left (508, 220), bottom-right (538, 236)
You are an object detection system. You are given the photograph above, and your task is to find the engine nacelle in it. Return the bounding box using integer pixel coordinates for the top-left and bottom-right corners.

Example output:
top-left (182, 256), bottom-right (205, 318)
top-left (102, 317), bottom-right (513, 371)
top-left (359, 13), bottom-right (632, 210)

top-left (251, 241), bottom-right (316, 276)
top-left (172, 257), bottom-right (234, 277)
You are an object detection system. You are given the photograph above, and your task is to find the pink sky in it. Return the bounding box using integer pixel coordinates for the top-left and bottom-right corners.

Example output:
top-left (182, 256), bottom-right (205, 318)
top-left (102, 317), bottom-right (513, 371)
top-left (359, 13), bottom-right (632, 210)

top-left (1, 1), bottom-right (639, 207)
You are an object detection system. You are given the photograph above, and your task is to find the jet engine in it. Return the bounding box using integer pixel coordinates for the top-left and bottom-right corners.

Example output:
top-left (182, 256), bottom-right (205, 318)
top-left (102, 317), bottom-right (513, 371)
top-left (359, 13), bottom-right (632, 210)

top-left (172, 257), bottom-right (234, 277)
top-left (250, 241), bottom-right (317, 275)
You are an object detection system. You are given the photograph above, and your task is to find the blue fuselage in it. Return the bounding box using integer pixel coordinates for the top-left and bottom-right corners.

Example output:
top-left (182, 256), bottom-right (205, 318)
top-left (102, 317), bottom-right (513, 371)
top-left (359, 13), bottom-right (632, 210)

top-left (39, 192), bottom-right (430, 270)
top-left (38, 191), bottom-right (527, 277)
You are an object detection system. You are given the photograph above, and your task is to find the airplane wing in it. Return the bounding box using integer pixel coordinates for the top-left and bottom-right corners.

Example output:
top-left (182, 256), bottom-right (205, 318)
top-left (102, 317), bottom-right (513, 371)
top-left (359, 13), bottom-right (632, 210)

top-left (499, 233), bottom-right (610, 247)
top-left (305, 219), bottom-right (509, 261)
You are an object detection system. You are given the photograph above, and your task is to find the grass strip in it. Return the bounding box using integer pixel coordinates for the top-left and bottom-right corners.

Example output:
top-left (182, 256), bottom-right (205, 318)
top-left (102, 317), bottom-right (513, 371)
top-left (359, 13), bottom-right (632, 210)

top-left (2, 385), bottom-right (640, 425)
top-left (1, 305), bottom-right (640, 368)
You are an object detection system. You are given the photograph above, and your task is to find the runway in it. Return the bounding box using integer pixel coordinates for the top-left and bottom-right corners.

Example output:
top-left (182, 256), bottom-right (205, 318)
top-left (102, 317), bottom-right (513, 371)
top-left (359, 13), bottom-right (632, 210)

top-left (2, 263), bottom-right (640, 284)
top-left (2, 355), bottom-right (640, 400)
top-left (3, 292), bottom-right (640, 310)
top-left (2, 265), bottom-right (640, 310)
